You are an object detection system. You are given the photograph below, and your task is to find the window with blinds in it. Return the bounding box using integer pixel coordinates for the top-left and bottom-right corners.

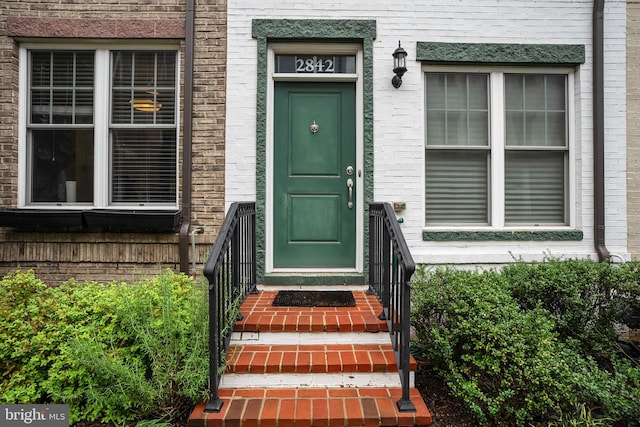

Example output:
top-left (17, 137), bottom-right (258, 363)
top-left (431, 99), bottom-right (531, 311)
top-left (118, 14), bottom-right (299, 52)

top-left (504, 74), bottom-right (567, 225)
top-left (425, 73), bottom-right (490, 224)
top-left (425, 71), bottom-right (569, 227)
top-left (25, 48), bottom-right (178, 208)
top-left (110, 51), bottom-right (177, 205)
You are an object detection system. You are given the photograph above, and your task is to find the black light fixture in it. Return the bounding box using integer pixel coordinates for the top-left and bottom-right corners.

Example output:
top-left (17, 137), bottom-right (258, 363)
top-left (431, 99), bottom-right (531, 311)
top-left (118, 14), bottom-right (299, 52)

top-left (392, 40), bottom-right (407, 88)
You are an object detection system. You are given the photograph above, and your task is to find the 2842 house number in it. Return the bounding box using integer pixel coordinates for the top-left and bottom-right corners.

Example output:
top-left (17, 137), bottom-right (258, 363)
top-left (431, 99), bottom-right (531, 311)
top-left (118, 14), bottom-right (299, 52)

top-left (295, 56), bottom-right (336, 73)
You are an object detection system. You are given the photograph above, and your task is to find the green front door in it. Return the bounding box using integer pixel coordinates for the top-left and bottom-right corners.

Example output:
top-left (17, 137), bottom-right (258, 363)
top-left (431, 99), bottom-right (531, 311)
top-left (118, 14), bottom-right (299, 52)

top-left (273, 82), bottom-right (357, 268)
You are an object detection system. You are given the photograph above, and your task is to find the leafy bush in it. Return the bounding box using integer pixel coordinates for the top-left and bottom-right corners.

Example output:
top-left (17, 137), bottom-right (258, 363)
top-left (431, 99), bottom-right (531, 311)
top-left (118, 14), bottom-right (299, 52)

top-left (411, 261), bottom-right (640, 426)
top-left (0, 270), bottom-right (50, 404)
top-left (501, 259), bottom-right (633, 355)
top-left (0, 269), bottom-right (209, 425)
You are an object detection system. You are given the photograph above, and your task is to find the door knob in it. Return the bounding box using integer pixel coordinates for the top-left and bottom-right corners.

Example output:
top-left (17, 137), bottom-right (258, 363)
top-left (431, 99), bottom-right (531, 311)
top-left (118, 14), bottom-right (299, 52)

top-left (347, 178), bottom-right (354, 209)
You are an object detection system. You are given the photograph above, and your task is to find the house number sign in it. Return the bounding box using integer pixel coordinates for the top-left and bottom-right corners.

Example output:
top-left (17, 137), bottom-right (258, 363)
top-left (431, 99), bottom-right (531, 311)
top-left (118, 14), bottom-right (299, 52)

top-left (275, 55), bottom-right (356, 74)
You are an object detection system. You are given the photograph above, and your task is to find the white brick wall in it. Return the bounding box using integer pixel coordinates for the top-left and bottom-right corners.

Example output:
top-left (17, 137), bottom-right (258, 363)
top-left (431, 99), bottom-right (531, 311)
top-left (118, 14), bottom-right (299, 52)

top-left (225, 0), bottom-right (628, 266)
top-left (628, 1), bottom-right (640, 258)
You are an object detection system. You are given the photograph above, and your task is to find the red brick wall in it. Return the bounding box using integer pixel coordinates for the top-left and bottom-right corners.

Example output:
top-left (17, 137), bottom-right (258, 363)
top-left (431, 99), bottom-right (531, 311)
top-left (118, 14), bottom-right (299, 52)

top-left (0, 0), bottom-right (226, 284)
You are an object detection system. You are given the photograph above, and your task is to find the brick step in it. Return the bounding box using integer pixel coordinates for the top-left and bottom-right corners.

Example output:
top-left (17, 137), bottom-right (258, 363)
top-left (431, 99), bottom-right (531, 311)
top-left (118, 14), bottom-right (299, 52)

top-left (187, 289), bottom-right (433, 426)
top-left (234, 291), bottom-right (388, 333)
top-left (225, 344), bottom-right (416, 374)
top-left (187, 387), bottom-right (433, 427)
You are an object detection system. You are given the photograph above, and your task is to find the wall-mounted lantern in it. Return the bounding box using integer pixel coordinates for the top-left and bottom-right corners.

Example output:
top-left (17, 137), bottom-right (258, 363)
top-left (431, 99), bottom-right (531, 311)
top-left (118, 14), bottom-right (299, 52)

top-left (392, 41), bottom-right (407, 88)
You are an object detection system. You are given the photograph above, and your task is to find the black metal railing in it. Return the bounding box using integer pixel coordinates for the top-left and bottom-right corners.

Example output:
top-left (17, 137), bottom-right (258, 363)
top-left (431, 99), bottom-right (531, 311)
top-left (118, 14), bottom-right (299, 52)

top-left (203, 202), bottom-right (257, 412)
top-left (368, 202), bottom-right (416, 412)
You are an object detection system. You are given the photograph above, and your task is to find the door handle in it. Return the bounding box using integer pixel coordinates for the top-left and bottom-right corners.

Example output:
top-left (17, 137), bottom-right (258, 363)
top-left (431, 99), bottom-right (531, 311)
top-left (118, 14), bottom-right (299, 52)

top-left (347, 178), bottom-right (354, 209)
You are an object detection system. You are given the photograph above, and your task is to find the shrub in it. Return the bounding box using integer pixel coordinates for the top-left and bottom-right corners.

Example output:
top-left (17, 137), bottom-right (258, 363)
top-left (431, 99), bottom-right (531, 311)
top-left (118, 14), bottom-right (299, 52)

top-left (412, 267), bottom-right (575, 425)
top-left (411, 262), bottom-right (640, 426)
top-left (0, 270), bottom-right (50, 403)
top-left (0, 269), bottom-right (209, 425)
top-left (501, 259), bottom-right (635, 355)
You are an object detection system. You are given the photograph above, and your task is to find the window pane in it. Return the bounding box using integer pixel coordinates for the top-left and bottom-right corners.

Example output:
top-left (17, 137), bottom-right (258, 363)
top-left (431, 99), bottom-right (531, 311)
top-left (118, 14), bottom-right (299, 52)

top-left (525, 112), bottom-right (546, 146)
top-left (31, 90), bottom-right (51, 124)
top-left (426, 73), bottom-right (489, 146)
top-left (447, 111), bottom-right (468, 144)
top-left (506, 111), bottom-right (524, 145)
top-left (447, 74), bottom-right (467, 109)
top-left (31, 52), bottom-right (51, 87)
top-left (505, 75), bottom-right (523, 110)
top-left (425, 150), bottom-right (488, 224)
top-left (52, 52), bottom-right (75, 86)
top-left (505, 151), bottom-right (565, 224)
top-left (468, 111), bottom-right (489, 146)
top-left (111, 129), bottom-right (176, 204)
top-left (112, 51), bottom-right (176, 125)
top-left (468, 74), bottom-right (488, 109)
top-left (524, 75), bottom-right (545, 109)
top-left (546, 75), bottom-right (566, 110)
top-left (426, 110), bottom-right (445, 145)
top-left (30, 129), bottom-right (94, 203)
top-left (547, 112), bottom-right (566, 145)
top-left (29, 51), bottom-right (94, 125)
top-left (426, 73), bottom-right (445, 109)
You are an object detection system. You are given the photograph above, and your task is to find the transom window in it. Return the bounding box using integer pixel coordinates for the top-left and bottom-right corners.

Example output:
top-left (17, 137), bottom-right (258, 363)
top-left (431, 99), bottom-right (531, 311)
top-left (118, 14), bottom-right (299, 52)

top-left (24, 47), bottom-right (178, 207)
top-left (425, 70), bottom-right (570, 227)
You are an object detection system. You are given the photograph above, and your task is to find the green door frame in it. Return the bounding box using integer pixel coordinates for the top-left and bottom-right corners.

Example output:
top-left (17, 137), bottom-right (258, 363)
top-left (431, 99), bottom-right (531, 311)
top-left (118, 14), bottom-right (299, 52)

top-left (252, 19), bottom-right (376, 284)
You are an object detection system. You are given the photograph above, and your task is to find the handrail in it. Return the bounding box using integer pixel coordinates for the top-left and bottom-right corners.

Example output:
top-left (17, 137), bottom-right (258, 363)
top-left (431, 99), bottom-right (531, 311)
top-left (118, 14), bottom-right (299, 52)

top-left (368, 202), bottom-right (416, 412)
top-left (202, 202), bottom-right (257, 412)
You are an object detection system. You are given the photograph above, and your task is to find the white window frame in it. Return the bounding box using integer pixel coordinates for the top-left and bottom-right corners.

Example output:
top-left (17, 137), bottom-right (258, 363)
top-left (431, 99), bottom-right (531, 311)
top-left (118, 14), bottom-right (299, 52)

top-left (18, 42), bottom-right (181, 210)
top-left (423, 65), bottom-right (576, 230)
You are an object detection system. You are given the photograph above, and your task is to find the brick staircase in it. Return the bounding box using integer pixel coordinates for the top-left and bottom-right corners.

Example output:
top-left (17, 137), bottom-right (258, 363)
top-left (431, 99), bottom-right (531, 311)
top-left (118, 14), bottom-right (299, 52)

top-left (188, 289), bottom-right (432, 427)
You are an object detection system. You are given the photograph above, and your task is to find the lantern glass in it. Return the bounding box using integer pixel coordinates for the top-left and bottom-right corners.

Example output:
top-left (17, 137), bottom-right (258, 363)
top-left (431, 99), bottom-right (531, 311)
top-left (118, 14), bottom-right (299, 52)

top-left (392, 42), bottom-right (407, 73)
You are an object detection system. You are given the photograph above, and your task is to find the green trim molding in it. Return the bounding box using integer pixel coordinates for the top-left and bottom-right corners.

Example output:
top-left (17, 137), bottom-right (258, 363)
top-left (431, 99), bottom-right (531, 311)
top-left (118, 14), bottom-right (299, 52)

top-left (252, 19), bottom-right (377, 40)
top-left (423, 230), bottom-right (584, 241)
top-left (416, 42), bottom-right (585, 65)
top-left (252, 19), bottom-right (376, 283)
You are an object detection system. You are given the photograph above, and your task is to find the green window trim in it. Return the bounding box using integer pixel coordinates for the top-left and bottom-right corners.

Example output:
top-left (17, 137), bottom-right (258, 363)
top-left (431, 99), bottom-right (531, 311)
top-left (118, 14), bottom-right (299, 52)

top-left (251, 19), bottom-right (376, 282)
top-left (416, 42), bottom-right (585, 66)
top-left (423, 230), bottom-right (584, 241)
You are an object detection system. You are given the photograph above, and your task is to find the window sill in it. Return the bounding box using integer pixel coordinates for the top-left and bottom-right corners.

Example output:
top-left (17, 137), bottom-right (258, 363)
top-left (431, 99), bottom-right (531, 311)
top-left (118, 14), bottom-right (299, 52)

top-left (0, 208), bottom-right (181, 233)
top-left (422, 229), bottom-right (583, 241)
top-left (0, 208), bottom-right (84, 229)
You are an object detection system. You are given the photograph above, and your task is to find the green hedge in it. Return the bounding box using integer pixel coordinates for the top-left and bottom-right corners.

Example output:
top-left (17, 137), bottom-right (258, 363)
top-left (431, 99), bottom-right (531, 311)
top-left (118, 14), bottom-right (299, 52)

top-left (0, 269), bottom-right (209, 425)
top-left (411, 259), bottom-right (640, 426)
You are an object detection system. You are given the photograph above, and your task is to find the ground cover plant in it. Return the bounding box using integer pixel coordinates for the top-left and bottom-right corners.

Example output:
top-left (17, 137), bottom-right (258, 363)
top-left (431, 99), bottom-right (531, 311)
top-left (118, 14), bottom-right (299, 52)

top-left (0, 269), bottom-right (209, 425)
top-left (411, 259), bottom-right (640, 426)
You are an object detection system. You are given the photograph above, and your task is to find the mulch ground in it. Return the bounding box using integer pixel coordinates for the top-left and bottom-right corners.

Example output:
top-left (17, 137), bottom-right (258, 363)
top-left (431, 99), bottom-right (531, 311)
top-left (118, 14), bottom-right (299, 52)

top-left (414, 357), bottom-right (478, 426)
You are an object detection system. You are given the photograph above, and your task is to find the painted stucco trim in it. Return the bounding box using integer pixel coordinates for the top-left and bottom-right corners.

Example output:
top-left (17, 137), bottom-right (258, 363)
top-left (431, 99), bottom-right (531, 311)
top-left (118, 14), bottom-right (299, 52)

top-left (252, 19), bottom-right (376, 40)
top-left (416, 42), bottom-right (585, 65)
top-left (252, 19), bottom-right (376, 283)
top-left (423, 230), bottom-right (584, 241)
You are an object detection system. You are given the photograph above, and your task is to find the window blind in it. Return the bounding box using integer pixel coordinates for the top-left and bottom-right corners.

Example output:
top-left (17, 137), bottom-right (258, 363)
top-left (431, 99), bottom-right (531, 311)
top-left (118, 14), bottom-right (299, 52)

top-left (425, 150), bottom-right (488, 224)
top-left (111, 129), bottom-right (176, 204)
top-left (505, 151), bottom-right (565, 224)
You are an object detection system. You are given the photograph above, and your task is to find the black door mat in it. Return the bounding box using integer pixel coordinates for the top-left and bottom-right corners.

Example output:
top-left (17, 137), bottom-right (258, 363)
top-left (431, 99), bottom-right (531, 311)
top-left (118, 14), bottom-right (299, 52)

top-left (272, 290), bottom-right (356, 307)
